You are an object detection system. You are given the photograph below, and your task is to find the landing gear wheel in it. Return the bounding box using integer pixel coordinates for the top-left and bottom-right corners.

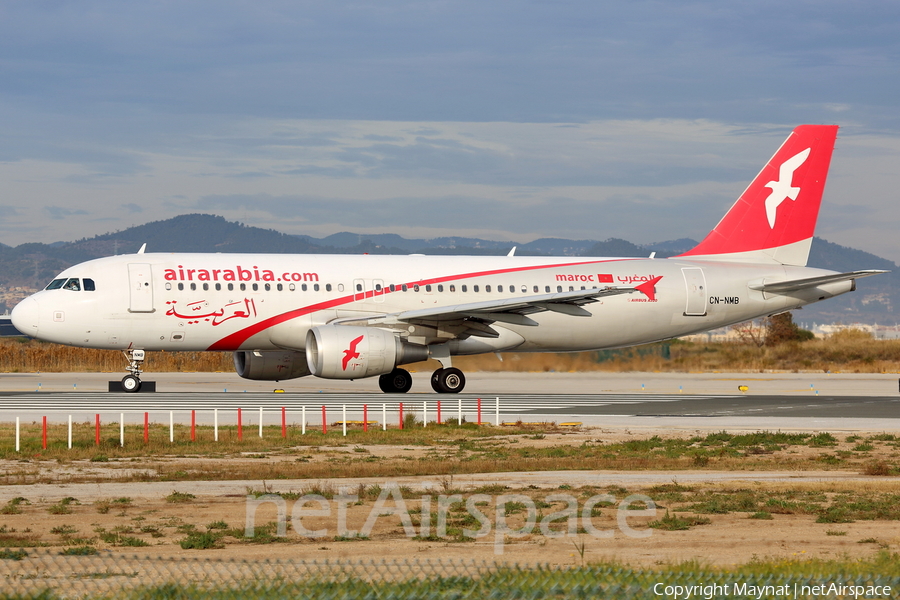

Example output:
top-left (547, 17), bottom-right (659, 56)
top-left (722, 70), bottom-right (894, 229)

top-left (432, 367), bottom-right (466, 394)
top-left (121, 374), bottom-right (142, 393)
top-left (378, 368), bottom-right (413, 394)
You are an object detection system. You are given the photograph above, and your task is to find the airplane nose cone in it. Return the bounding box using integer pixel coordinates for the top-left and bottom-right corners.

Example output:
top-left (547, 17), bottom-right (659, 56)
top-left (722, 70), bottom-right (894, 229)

top-left (10, 297), bottom-right (39, 337)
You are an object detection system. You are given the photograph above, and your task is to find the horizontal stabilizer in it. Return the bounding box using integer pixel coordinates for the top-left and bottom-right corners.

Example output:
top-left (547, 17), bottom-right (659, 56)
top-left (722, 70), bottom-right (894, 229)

top-left (748, 270), bottom-right (888, 294)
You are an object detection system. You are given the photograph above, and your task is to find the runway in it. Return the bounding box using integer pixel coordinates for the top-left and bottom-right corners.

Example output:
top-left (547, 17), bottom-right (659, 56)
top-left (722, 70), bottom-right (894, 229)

top-left (1, 372), bottom-right (899, 430)
top-left (1, 390), bottom-right (899, 431)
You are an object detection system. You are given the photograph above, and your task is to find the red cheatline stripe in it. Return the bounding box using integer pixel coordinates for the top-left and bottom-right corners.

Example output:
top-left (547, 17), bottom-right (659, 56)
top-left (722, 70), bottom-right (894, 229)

top-left (206, 257), bottom-right (635, 351)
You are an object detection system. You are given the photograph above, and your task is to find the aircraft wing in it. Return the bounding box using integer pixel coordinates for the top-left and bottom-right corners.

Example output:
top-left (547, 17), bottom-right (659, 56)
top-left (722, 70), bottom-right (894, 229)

top-left (335, 286), bottom-right (638, 335)
top-left (748, 270), bottom-right (888, 294)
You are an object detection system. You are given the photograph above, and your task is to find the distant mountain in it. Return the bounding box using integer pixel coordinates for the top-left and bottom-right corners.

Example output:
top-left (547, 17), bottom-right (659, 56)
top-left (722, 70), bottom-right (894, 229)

top-left (0, 214), bottom-right (895, 323)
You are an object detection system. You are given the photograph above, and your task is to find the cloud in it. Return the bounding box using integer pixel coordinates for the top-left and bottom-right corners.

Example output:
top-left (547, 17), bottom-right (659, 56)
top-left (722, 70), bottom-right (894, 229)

top-left (44, 206), bottom-right (89, 220)
top-left (121, 203), bottom-right (143, 214)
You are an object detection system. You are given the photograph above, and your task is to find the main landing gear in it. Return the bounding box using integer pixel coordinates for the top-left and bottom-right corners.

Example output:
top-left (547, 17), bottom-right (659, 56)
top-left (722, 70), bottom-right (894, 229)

top-left (378, 368), bottom-right (414, 394)
top-left (377, 366), bottom-right (467, 394)
top-left (431, 367), bottom-right (466, 394)
top-left (121, 348), bottom-right (145, 393)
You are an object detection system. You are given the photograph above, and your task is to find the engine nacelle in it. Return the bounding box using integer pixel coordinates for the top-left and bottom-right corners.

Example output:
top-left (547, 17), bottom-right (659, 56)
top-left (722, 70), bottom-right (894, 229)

top-left (305, 325), bottom-right (428, 379)
top-left (233, 350), bottom-right (312, 381)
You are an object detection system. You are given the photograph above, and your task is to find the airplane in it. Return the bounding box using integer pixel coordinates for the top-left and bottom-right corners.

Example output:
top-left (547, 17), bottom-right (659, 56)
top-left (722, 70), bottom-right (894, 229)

top-left (10, 124), bottom-right (887, 394)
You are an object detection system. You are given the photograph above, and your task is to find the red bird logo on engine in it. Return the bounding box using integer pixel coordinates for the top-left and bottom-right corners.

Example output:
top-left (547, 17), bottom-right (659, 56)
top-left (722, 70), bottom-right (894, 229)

top-left (342, 335), bottom-right (364, 370)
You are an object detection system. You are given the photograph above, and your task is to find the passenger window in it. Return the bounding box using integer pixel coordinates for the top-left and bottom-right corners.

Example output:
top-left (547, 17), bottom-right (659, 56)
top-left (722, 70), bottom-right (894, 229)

top-left (569, 286), bottom-right (574, 292)
top-left (581, 286), bottom-right (586, 290)
top-left (203, 283), bottom-right (209, 291)
top-left (178, 283), bottom-right (184, 291)
top-left (277, 283), bottom-right (283, 291)
top-left (289, 283), bottom-right (295, 291)
top-left (252, 283), bottom-right (259, 291)
top-left (265, 283), bottom-right (271, 291)
top-left (301, 283), bottom-right (307, 291)
top-left (240, 283), bottom-right (246, 291)
top-left (165, 282), bottom-right (172, 291)
top-left (83, 278), bottom-right (96, 291)
top-left (314, 284), bottom-right (320, 291)
top-left (338, 284), bottom-right (344, 292)
top-left (449, 284), bottom-right (456, 292)
top-left (228, 283), bottom-right (234, 291)
top-left (45, 278), bottom-right (66, 290)
top-left (390, 284), bottom-right (396, 292)
top-left (190, 283), bottom-right (196, 291)
top-left (414, 284), bottom-right (420, 292)
top-left (401, 284), bottom-right (407, 292)
top-left (215, 283), bottom-right (221, 291)
top-left (63, 278), bottom-right (81, 291)
top-left (521, 285), bottom-right (527, 293)
top-left (545, 286), bottom-right (550, 293)
top-left (375, 283), bottom-right (382, 291)
top-left (533, 286), bottom-right (539, 293)
top-left (557, 286), bottom-right (563, 293)
top-left (356, 283), bottom-right (363, 292)
top-left (485, 285), bottom-right (491, 292)
top-left (497, 285), bottom-right (503, 292)
top-left (461, 285), bottom-right (467, 292)
top-left (326, 284), bottom-right (332, 292)
top-left (425, 285), bottom-right (432, 292)
top-left (437, 284), bottom-right (444, 292)
top-left (473, 285), bottom-right (479, 292)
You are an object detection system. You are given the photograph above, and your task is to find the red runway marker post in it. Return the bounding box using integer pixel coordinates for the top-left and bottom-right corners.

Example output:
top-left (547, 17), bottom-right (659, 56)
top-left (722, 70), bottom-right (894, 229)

top-left (321, 406), bottom-right (327, 435)
top-left (191, 410), bottom-right (196, 442)
top-left (144, 412), bottom-right (149, 444)
top-left (477, 398), bottom-right (482, 425)
top-left (399, 402), bottom-right (404, 430)
top-left (42, 416), bottom-right (47, 450)
top-left (363, 404), bottom-right (368, 432)
top-left (281, 407), bottom-right (286, 438)
top-left (437, 401), bottom-right (441, 425)
top-left (95, 414), bottom-right (100, 446)
top-left (237, 408), bottom-right (243, 441)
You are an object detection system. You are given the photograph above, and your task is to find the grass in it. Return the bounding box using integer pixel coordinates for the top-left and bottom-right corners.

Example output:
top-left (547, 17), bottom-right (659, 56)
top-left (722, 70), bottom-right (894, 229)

top-left (648, 511), bottom-right (711, 531)
top-left (1, 426), bottom-right (899, 485)
top-left (1, 552), bottom-right (899, 599)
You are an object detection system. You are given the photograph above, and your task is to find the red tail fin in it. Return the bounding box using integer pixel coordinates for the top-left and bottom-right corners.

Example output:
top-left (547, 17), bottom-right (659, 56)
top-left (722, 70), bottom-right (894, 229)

top-left (678, 124), bottom-right (838, 266)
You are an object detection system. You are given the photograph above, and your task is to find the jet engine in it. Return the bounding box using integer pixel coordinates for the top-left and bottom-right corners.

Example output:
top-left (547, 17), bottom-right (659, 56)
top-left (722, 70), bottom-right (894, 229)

top-left (233, 350), bottom-right (312, 381)
top-left (305, 325), bottom-right (428, 379)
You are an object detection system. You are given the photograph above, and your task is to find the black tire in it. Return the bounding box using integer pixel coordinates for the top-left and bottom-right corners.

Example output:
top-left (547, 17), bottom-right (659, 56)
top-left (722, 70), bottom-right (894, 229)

top-left (378, 368), bottom-right (413, 394)
top-left (122, 375), bottom-right (142, 393)
top-left (435, 367), bottom-right (466, 394)
top-left (430, 369), bottom-right (444, 393)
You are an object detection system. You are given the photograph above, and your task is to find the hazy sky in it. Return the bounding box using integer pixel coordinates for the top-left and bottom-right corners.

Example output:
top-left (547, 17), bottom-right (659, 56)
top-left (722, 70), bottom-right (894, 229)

top-left (2, 1), bottom-right (900, 260)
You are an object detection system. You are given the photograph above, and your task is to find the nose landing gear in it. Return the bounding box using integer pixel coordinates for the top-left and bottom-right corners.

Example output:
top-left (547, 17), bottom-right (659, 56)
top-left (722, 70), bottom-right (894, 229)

top-left (121, 349), bottom-right (145, 393)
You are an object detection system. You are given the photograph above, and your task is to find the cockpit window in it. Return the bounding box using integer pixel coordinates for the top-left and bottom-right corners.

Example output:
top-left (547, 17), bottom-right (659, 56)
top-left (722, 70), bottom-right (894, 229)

top-left (45, 278), bottom-right (66, 290)
top-left (63, 278), bottom-right (81, 291)
top-left (83, 278), bottom-right (96, 291)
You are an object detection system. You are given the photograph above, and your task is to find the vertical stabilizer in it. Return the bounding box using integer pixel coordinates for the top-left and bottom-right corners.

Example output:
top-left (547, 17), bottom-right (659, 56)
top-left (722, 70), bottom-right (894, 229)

top-left (677, 124), bottom-right (838, 266)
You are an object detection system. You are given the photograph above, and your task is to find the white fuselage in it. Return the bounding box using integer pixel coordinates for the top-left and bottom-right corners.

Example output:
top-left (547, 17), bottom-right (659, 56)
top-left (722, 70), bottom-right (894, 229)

top-left (13, 252), bottom-right (850, 354)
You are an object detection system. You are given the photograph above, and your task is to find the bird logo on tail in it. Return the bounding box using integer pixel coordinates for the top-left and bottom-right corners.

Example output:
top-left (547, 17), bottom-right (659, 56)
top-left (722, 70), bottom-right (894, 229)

top-left (764, 147), bottom-right (810, 229)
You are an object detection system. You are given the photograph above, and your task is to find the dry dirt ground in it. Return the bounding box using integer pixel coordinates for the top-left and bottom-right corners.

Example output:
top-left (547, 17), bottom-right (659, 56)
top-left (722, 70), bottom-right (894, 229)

top-left (1, 427), bottom-right (898, 570)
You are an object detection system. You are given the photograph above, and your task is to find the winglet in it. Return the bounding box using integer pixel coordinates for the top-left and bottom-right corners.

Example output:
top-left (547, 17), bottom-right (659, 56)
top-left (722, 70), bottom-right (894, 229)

top-left (507, 246), bottom-right (517, 257)
top-left (137, 243), bottom-right (147, 254)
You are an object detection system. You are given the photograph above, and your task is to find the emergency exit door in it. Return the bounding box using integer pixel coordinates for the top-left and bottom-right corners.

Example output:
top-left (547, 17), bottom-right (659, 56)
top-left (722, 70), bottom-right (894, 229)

top-left (681, 267), bottom-right (707, 316)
